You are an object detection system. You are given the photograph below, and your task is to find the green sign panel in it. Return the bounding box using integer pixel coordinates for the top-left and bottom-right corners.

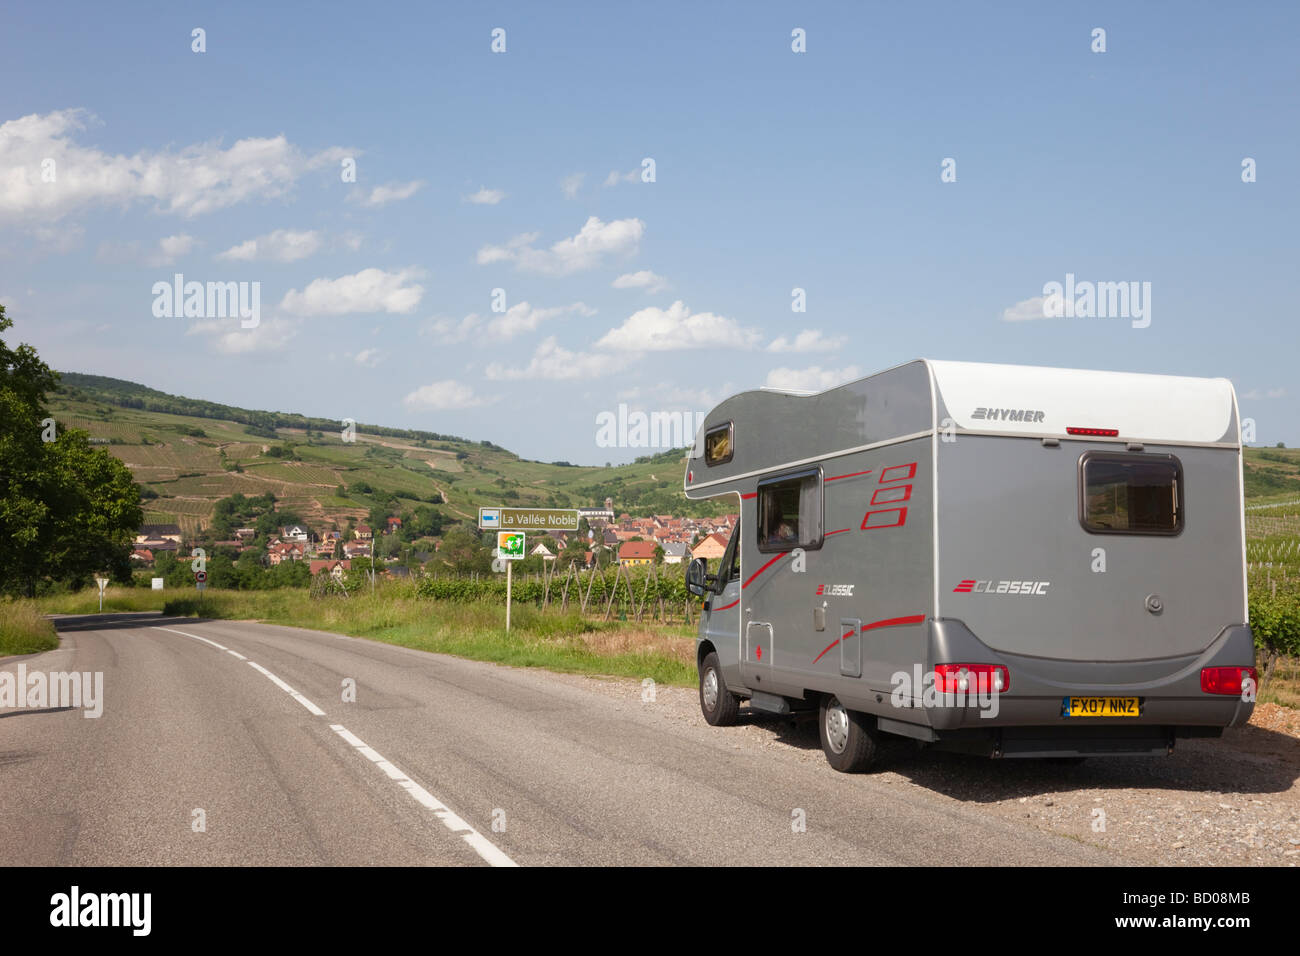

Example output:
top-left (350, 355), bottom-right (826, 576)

top-left (497, 531), bottom-right (526, 560)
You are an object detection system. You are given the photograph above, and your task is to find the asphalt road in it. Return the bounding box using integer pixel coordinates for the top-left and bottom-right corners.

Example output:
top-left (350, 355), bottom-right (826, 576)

top-left (0, 612), bottom-right (1121, 866)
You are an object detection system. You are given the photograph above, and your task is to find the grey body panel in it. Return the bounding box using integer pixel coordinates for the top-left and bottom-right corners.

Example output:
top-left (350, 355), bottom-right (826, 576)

top-left (690, 359), bottom-right (1255, 752)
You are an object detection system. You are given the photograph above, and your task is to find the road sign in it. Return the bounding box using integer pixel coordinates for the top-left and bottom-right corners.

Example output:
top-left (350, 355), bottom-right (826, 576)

top-left (479, 508), bottom-right (579, 532)
top-left (496, 532), bottom-right (526, 560)
top-left (95, 576), bottom-right (109, 612)
top-left (195, 570), bottom-right (208, 584)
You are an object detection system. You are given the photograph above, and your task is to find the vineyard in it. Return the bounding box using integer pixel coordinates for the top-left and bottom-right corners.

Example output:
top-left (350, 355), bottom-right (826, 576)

top-left (416, 564), bottom-right (700, 624)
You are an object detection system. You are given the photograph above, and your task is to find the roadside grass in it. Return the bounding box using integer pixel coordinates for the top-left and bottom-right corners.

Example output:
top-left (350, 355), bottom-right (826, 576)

top-left (35, 590), bottom-right (171, 615)
top-left (1260, 656), bottom-right (1300, 709)
top-left (0, 600), bottom-right (60, 656)
top-left (31, 585), bottom-right (698, 686)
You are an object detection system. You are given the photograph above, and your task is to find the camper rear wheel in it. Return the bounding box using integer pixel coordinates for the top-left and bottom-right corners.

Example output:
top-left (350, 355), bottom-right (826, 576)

top-left (699, 652), bottom-right (741, 726)
top-left (818, 695), bottom-right (878, 772)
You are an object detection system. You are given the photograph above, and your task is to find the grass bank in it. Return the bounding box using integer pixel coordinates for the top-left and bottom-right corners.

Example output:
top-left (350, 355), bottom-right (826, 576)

top-left (35, 584), bottom-right (698, 686)
top-left (0, 599), bottom-right (60, 656)
top-left (168, 588), bottom-right (697, 685)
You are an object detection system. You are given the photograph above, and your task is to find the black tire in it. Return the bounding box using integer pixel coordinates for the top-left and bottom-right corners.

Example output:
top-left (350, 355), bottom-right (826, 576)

top-left (699, 652), bottom-right (741, 726)
top-left (818, 694), bottom-right (879, 772)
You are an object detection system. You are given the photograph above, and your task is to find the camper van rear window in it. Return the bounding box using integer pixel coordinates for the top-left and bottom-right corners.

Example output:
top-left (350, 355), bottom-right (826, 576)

top-left (704, 423), bottom-right (734, 466)
top-left (757, 469), bottom-right (824, 552)
top-left (1080, 453), bottom-right (1183, 535)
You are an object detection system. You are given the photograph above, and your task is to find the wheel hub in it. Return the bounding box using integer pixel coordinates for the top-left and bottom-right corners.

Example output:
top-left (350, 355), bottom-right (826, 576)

top-left (825, 699), bottom-right (849, 754)
top-left (702, 667), bottom-right (719, 711)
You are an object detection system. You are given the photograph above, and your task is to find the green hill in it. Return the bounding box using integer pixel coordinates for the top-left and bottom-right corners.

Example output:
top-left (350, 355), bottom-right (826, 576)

top-left (50, 372), bottom-right (726, 539)
top-left (48, 372), bottom-right (1300, 540)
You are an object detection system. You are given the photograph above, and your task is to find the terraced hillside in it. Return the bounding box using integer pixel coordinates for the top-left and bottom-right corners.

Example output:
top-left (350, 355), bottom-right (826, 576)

top-left (50, 373), bottom-right (728, 537)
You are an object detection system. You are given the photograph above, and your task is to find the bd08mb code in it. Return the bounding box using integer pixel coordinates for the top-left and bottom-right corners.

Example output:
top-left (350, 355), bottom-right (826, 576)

top-left (1192, 892), bottom-right (1250, 904)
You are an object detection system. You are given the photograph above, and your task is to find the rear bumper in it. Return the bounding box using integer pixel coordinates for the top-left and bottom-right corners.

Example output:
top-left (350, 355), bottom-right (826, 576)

top-left (884, 618), bottom-right (1256, 734)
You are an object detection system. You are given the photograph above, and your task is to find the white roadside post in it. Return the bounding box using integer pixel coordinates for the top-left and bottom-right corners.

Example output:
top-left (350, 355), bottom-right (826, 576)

top-left (497, 531), bottom-right (526, 631)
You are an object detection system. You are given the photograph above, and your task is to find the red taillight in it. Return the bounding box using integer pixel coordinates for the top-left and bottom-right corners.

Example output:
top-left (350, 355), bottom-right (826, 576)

top-left (933, 664), bottom-right (1010, 694)
top-left (1066, 426), bottom-right (1120, 437)
top-left (1200, 666), bottom-right (1257, 695)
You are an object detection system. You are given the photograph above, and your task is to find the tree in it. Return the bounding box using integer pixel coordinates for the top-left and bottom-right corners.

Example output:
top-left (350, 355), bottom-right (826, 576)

top-left (0, 307), bottom-right (143, 595)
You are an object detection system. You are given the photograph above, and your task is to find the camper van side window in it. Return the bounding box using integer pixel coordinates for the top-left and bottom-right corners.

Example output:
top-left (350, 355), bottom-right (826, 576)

top-left (757, 469), bottom-right (823, 552)
top-left (704, 423), bottom-right (734, 466)
top-left (1080, 453), bottom-right (1183, 535)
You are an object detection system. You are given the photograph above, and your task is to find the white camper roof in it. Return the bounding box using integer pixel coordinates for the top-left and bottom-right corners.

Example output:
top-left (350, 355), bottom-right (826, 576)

top-left (925, 360), bottom-right (1239, 446)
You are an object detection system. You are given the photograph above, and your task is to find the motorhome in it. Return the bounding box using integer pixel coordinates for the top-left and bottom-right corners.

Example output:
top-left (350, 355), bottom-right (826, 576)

top-left (683, 360), bottom-right (1257, 771)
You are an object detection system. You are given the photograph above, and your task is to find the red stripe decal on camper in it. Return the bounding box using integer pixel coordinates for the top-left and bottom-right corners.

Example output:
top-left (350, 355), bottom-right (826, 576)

top-left (825, 528), bottom-right (851, 536)
top-left (953, 580), bottom-right (975, 593)
top-left (740, 492), bottom-right (756, 499)
top-left (878, 462), bottom-right (917, 483)
top-left (743, 552), bottom-right (789, 588)
top-left (714, 599), bottom-right (740, 611)
top-left (811, 614), bottom-right (926, 663)
top-left (826, 469), bottom-right (873, 482)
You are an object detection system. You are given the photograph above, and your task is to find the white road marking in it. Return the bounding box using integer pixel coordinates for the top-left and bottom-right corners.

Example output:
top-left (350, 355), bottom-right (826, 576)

top-left (247, 662), bottom-right (327, 716)
top-left (156, 626), bottom-right (229, 651)
top-left (157, 626), bottom-right (323, 715)
top-left (159, 623), bottom-right (511, 864)
top-left (329, 723), bottom-right (518, 868)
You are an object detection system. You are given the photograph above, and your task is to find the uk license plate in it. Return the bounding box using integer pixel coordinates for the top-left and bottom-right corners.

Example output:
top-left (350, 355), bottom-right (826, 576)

top-left (1062, 696), bottom-right (1140, 717)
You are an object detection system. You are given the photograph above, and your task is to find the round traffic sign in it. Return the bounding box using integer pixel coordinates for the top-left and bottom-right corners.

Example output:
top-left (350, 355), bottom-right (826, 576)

top-left (195, 570), bottom-right (208, 583)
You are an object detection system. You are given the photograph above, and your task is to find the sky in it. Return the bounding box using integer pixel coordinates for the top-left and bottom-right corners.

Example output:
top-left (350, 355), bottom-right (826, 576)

top-left (2, 1), bottom-right (1296, 464)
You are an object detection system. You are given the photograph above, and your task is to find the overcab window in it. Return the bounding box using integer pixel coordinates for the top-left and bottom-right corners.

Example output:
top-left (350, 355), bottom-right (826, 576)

top-left (704, 423), bottom-right (733, 466)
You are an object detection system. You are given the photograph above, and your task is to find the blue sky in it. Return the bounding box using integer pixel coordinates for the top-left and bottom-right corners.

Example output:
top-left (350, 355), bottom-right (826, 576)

top-left (2, 1), bottom-right (1296, 463)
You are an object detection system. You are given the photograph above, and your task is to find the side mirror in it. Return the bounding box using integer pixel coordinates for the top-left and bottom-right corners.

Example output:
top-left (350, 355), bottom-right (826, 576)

top-left (686, 558), bottom-right (708, 597)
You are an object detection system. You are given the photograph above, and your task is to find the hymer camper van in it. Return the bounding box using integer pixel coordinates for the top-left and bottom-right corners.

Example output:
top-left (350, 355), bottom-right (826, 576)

top-left (683, 360), bottom-right (1257, 772)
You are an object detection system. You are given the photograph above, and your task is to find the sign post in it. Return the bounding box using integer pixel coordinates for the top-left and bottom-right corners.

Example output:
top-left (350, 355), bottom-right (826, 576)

top-left (496, 531), bottom-right (526, 631)
top-left (195, 570), bottom-right (207, 614)
top-left (480, 509), bottom-right (573, 631)
top-left (94, 576), bottom-right (109, 613)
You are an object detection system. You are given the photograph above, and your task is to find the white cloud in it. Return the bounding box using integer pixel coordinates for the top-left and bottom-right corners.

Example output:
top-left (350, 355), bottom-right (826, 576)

top-left (766, 329), bottom-right (846, 353)
top-left (422, 313), bottom-right (482, 344)
top-left (351, 179), bottom-right (424, 207)
top-left (463, 186), bottom-right (505, 205)
top-left (560, 172), bottom-right (585, 199)
top-left (1002, 294), bottom-right (1058, 321)
top-left (187, 316), bottom-right (299, 355)
top-left (603, 168), bottom-right (639, 187)
top-left (279, 267), bottom-right (425, 316)
top-left (476, 216), bottom-right (644, 276)
top-left (403, 379), bottom-right (486, 410)
top-left (354, 347), bottom-right (383, 367)
top-left (485, 337), bottom-right (630, 381)
top-left (764, 365), bottom-right (862, 392)
top-left (611, 270), bottom-right (668, 293)
top-left (596, 300), bottom-right (761, 352)
top-left (486, 300), bottom-right (595, 340)
top-left (97, 233), bottom-right (196, 267)
top-left (217, 229), bottom-right (322, 263)
top-left (1242, 387), bottom-right (1286, 400)
top-left (0, 109), bottom-right (348, 223)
